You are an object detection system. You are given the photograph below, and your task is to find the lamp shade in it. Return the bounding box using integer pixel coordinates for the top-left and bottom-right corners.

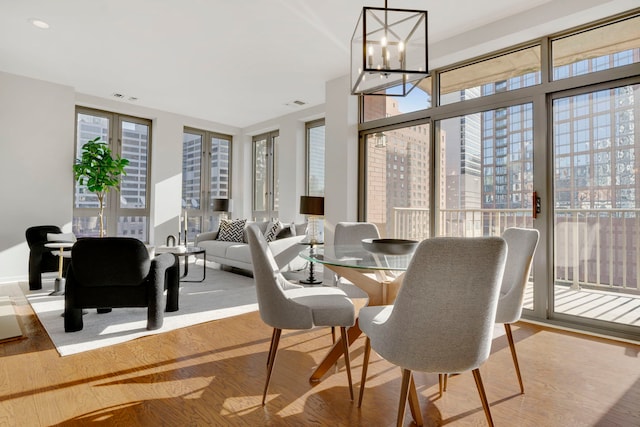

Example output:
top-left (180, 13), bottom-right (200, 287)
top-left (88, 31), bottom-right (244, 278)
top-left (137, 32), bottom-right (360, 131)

top-left (211, 198), bottom-right (231, 212)
top-left (299, 196), bottom-right (324, 216)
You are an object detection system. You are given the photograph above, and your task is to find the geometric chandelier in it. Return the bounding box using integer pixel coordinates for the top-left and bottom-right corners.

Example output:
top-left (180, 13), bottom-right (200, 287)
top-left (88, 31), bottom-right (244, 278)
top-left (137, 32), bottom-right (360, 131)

top-left (351, 1), bottom-right (429, 96)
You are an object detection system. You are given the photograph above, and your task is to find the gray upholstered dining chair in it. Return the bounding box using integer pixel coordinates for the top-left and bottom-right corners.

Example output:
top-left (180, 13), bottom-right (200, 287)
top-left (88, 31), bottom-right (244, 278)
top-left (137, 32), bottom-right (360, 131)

top-left (441, 228), bottom-right (540, 395)
top-left (333, 221), bottom-right (382, 281)
top-left (334, 222), bottom-right (381, 246)
top-left (246, 225), bottom-right (357, 405)
top-left (495, 227), bottom-right (539, 393)
top-left (357, 236), bottom-right (508, 427)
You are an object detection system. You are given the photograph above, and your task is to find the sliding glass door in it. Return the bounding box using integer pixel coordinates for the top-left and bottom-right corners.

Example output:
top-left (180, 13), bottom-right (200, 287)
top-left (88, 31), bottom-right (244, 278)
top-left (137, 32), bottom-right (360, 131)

top-left (552, 83), bottom-right (640, 328)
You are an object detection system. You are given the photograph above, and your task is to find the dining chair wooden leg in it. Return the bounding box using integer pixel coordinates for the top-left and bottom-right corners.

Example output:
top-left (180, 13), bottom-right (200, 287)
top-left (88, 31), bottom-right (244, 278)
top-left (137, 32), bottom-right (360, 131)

top-left (397, 368), bottom-right (412, 427)
top-left (443, 373), bottom-right (448, 391)
top-left (340, 327), bottom-right (354, 401)
top-left (472, 368), bottom-right (494, 427)
top-left (358, 336), bottom-right (371, 408)
top-left (267, 328), bottom-right (276, 367)
top-left (504, 323), bottom-right (524, 394)
top-left (438, 373), bottom-right (444, 396)
top-left (263, 328), bottom-right (281, 405)
top-left (408, 374), bottom-right (423, 426)
top-left (331, 326), bottom-right (336, 344)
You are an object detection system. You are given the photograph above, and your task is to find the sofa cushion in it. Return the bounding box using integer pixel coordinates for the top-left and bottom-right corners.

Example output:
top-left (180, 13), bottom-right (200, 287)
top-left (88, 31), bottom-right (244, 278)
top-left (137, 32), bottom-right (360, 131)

top-left (243, 220), bottom-right (269, 243)
top-left (198, 240), bottom-right (237, 258)
top-left (225, 243), bottom-right (252, 265)
top-left (276, 224), bottom-right (294, 239)
top-left (264, 220), bottom-right (282, 242)
top-left (217, 219), bottom-right (246, 242)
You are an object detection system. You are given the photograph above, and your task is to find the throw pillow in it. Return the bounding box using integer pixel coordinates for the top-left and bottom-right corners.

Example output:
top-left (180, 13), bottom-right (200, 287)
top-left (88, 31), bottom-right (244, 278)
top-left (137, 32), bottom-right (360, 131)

top-left (216, 219), bottom-right (246, 242)
top-left (275, 223), bottom-right (294, 239)
top-left (264, 220), bottom-right (283, 242)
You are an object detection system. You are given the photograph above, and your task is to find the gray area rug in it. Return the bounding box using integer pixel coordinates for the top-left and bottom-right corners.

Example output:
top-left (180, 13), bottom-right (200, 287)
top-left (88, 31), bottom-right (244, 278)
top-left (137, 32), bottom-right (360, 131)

top-left (22, 264), bottom-right (258, 356)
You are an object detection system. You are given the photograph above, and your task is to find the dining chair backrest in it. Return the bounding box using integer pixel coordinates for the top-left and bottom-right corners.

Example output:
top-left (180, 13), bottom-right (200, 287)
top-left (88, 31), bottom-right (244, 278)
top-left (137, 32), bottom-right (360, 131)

top-left (334, 222), bottom-right (380, 246)
top-left (496, 227), bottom-right (540, 324)
top-left (247, 225), bottom-right (313, 330)
top-left (374, 236), bottom-right (507, 374)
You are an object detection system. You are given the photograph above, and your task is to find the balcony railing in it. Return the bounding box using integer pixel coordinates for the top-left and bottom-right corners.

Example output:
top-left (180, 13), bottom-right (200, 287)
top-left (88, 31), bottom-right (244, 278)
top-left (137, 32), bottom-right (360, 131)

top-left (386, 207), bottom-right (640, 294)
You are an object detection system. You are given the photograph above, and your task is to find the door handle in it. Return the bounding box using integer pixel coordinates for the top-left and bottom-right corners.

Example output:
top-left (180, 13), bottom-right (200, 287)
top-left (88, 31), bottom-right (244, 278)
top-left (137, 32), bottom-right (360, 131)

top-left (533, 191), bottom-right (541, 218)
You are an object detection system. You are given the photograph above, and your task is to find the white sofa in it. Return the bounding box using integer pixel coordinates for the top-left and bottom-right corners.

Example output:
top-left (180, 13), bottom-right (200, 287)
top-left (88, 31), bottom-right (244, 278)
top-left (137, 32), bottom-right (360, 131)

top-left (194, 221), bottom-right (308, 273)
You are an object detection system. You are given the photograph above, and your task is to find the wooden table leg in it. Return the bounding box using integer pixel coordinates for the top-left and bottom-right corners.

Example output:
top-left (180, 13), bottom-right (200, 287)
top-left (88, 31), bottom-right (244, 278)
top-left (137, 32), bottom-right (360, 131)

top-left (310, 320), bottom-right (362, 382)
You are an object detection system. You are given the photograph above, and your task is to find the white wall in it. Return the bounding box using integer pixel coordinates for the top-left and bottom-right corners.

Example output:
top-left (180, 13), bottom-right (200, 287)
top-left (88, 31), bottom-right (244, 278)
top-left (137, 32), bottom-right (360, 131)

top-left (0, 72), bottom-right (241, 283)
top-left (0, 72), bottom-right (75, 282)
top-left (323, 75), bottom-right (359, 249)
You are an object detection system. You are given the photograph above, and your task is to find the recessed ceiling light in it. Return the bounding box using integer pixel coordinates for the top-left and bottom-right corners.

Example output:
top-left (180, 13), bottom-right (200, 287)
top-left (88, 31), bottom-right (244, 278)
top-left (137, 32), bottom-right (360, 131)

top-left (29, 19), bottom-right (50, 29)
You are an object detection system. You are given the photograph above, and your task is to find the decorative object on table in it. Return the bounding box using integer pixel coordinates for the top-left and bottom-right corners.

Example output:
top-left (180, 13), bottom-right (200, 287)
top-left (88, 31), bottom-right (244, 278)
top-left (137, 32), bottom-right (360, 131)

top-left (350, 0), bottom-right (429, 96)
top-left (361, 238), bottom-right (418, 255)
top-left (357, 237), bottom-right (508, 426)
top-left (25, 225), bottom-right (67, 290)
top-left (246, 226), bottom-right (357, 405)
top-left (72, 137), bottom-right (129, 237)
top-left (64, 237), bottom-right (179, 332)
top-left (179, 210), bottom-right (189, 246)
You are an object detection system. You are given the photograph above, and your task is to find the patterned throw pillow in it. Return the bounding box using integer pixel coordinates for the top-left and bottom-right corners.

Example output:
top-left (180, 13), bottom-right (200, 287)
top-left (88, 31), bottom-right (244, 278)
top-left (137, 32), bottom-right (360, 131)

top-left (216, 219), bottom-right (247, 242)
top-left (264, 220), bottom-right (283, 242)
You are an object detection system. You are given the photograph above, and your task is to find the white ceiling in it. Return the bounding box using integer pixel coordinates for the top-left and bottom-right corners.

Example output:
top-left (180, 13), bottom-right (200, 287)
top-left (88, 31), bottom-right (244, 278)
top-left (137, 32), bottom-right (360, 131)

top-left (0, 0), bottom-right (636, 128)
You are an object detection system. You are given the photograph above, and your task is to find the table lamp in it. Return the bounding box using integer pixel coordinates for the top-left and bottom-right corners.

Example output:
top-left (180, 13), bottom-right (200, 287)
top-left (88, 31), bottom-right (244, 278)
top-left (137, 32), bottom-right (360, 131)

top-left (299, 196), bottom-right (324, 244)
top-left (212, 198), bottom-right (231, 220)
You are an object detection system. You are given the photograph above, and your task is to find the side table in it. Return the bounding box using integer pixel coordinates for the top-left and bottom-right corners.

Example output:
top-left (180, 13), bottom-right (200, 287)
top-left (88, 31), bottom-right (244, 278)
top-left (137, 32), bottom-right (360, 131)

top-left (171, 246), bottom-right (206, 282)
top-left (44, 242), bottom-right (74, 295)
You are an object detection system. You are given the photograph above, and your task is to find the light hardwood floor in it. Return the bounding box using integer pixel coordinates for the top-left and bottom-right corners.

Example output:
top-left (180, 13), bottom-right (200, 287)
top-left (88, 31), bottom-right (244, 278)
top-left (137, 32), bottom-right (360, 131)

top-left (1, 281), bottom-right (639, 426)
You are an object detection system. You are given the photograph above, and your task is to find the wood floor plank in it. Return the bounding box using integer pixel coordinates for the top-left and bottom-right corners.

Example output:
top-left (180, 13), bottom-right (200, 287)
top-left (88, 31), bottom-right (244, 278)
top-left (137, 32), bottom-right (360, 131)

top-left (0, 281), bottom-right (639, 426)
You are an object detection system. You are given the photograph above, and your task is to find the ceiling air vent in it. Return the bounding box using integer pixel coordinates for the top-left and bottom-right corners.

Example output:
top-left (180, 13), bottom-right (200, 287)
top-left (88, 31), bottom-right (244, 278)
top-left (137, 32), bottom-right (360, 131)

top-left (285, 100), bottom-right (307, 107)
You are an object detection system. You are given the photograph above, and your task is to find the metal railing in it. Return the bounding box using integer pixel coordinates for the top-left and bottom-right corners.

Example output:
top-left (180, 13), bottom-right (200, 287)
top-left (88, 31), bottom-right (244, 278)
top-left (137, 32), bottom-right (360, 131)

top-left (386, 207), bottom-right (640, 294)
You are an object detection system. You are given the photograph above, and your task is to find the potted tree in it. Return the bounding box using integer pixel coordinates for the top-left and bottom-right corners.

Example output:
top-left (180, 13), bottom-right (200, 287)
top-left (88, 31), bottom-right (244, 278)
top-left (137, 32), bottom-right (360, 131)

top-left (73, 137), bottom-right (129, 237)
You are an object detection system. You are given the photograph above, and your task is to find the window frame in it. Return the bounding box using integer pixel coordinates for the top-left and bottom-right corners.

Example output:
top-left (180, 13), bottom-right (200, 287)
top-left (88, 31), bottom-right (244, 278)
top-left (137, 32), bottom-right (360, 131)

top-left (73, 106), bottom-right (152, 241)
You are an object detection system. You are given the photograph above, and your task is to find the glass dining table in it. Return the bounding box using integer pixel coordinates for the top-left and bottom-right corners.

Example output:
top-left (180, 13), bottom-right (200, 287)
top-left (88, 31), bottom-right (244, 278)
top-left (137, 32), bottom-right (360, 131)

top-left (299, 244), bottom-right (415, 306)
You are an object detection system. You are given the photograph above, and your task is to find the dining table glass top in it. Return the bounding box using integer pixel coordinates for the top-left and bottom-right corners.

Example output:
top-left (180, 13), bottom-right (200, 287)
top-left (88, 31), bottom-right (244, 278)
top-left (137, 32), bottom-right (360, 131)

top-left (299, 244), bottom-right (415, 271)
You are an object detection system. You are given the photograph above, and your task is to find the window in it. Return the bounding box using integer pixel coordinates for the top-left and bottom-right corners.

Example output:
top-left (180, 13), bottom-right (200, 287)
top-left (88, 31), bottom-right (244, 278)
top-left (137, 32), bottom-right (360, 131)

top-left (74, 107), bottom-right (151, 240)
top-left (182, 128), bottom-right (232, 239)
top-left (440, 46), bottom-right (541, 105)
top-left (362, 77), bottom-right (432, 122)
top-left (363, 123), bottom-right (430, 240)
top-left (306, 119), bottom-right (325, 196)
top-left (253, 131), bottom-right (279, 220)
top-left (552, 15), bottom-right (640, 80)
